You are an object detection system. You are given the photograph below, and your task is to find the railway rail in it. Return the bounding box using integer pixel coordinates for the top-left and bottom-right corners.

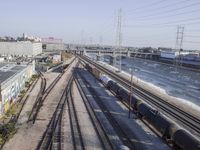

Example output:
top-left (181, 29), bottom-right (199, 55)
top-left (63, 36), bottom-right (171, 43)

top-left (36, 61), bottom-right (86, 150)
top-left (36, 57), bottom-right (77, 149)
top-left (28, 57), bottom-right (76, 124)
top-left (37, 62), bottom-right (121, 150)
top-left (80, 55), bottom-right (200, 137)
top-left (36, 74), bottom-right (74, 150)
top-left (76, 68), bottom-right (135, 149)
top-left (67, 78), bottom-right (85, 150)
top-left (74, 69), bottom-right (115, 150)
top-left (28, 72), bottom-right (47, 123)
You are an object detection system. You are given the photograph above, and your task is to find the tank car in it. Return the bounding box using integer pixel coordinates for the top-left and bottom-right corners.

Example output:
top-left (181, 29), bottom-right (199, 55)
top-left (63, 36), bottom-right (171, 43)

top-left (172, 129), bottom-right (200, 150)
top-left (152, 114), bottom-right (176, 139)
top-left (107, 80), bottom-right (120, 94)
top-left (130, 96), bottom-right (138, 109)
top-left (99, 74), bottom-right (111, 85)
top-left (136, 102), bottom-right (158, 123)
top-left (118, 87), bottom-right (129, 100)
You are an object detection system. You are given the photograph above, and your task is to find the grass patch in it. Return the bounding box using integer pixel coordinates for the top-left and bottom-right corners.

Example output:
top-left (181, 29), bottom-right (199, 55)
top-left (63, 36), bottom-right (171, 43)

top-left (18, 90), bottom-right (26, 98)
top-left (5, 104), bottom-right (18, 118)
top-left (31, 74), bottom-right (39, 82)
top-left (0, 103), bottom-right (20, 145)
top-left (25, 81), bottom-right (30, 88)
top-left (0, 122), bottom-right (17, 145)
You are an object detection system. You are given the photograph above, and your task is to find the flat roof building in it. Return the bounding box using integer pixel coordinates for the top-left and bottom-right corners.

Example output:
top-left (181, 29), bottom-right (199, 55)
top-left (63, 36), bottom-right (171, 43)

top-left (0, 41), bottom-right (42, 57)
top-left (0, 62), bottom-right (34, 116)
top-left (42, 37), bottom-right (64, 51)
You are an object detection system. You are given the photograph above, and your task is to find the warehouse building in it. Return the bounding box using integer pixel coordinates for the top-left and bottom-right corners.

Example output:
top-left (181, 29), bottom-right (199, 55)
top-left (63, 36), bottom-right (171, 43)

top-left (0, 41), bottom-right (42, 57)
top-left (0, 63), bottom-right (34, 116)
top-left (42, 37), bottom-right (64, 51)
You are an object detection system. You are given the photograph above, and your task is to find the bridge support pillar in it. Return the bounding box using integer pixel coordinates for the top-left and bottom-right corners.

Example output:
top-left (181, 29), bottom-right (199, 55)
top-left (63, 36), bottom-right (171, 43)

top-left (110, 56), bottom-right (114, 65)
top-left (96, 55), bottom-right (100, 61)
top-left (127, 51), bottom-right (131, 57)
top-left (83, 49), bottom-right (86, 56)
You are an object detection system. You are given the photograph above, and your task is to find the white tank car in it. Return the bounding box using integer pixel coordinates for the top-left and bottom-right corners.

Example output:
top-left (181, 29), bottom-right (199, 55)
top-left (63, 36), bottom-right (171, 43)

top-left (99, 74), bottom-right (112, 85)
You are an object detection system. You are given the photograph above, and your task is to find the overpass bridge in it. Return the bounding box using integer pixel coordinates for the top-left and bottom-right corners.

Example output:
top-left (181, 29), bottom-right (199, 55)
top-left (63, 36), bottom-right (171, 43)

top-left (84, 49), bottom-right (129, 57)
top-left (69, 48), bottom-right (160, 60)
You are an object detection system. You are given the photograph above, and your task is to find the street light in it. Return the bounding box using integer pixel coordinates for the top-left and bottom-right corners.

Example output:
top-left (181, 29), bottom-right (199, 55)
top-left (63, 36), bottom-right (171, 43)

top-left (129, 66), bottom-right (133, 118)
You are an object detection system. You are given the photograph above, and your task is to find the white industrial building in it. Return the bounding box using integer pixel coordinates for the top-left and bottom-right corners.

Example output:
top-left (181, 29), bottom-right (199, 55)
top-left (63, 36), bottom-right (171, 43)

top-left (42, 37), bottom-right (64, 51)
top-left (160, 50), bottom-right (189, 59)
top-left (0, 62), bottom-right (34, 116)
top-left (0, 41), bottom-right (42, 57)
top-left (160, 51), bottom-right (179, 59)
top-left (44, 43), bottom-right (64, 51)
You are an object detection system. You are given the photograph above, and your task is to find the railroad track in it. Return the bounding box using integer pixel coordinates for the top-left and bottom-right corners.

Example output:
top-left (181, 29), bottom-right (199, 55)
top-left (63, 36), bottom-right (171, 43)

top-left (80, 55), bottom-right (200, 136)
top-left (67, 78), bottom-right (85, 150)
top-left (74, 70), bottom-right (114, 150)
top-left (37, 64), bottom-right (117, 150)
top-left (28, 58), bottom-right (76, 124)
top-left (28, 72), bottom-right (47, 123)
top-left (76, 68), bottom-right (135, 149)
top-left (29, 75), bottom-right (40, 93)
top-left (36, 75), bottom-right (73, 150)
top-left (37, 61), bottom-right (84, 150)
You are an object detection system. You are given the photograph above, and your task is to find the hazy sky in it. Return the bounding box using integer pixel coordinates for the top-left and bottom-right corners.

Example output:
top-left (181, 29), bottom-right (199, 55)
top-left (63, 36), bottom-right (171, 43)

top-left (0, 0), bottom-right (200, 49)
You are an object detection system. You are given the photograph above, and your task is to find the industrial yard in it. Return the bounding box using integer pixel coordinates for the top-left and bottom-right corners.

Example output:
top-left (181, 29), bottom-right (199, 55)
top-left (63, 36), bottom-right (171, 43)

top-left (1, 0), bottom-right (200, 150)
top-left (1, 57), bottom-right (170, 150)
top-left (0, 53), bottom-right (199, 150)
top-left (0, 42), bottom-right (199, 150)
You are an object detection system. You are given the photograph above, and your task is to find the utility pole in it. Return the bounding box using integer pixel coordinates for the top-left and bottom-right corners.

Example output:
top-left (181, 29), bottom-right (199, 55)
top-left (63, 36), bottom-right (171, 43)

top-left (116, 8), bottom-right (122, 72)
top-left (175, 25), bottom-right (184, 68)
top-left (129, 67), bottom-right (133, 118)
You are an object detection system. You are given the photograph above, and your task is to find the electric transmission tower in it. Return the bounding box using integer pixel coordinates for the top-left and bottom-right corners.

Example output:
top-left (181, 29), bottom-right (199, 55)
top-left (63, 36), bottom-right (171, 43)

top-left (175, 25), bottom-right (184, 68)
top-left (115, 8), bottom-right (122, 71)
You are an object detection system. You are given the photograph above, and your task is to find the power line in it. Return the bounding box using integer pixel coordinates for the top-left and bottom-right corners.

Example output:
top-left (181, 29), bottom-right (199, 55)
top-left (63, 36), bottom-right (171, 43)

top-left (186, 29), bottom-right (200, 32)
top-left (185, 41), bottom-right (200, 44)
top-left (124, 18), bottom-right (200, 27)
top-left (185, 35), bottom-right (200, 38)
top-left (131, 9), bottom-right (200, 22)
top-left (124, 35), bottom-right (174, 40)
top-left (129, 1), bottom-right (200, 20)
top-left (127, 0), bottom-right (191, 15)
top-left (123, 42), bottom-right (175, 47)
top-left (127, 0), bottom-right (166, 13)
top-left (124, 38), bottom-right (175, 43)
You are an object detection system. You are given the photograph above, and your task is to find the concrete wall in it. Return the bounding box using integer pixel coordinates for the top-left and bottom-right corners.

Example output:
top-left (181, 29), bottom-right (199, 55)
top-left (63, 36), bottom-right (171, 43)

top-left (43, 43), bottom-right (64, 51)
top-left (0, 42), bottom-right (42, 56)
top-left (0, 64), bottom-right (34, 115)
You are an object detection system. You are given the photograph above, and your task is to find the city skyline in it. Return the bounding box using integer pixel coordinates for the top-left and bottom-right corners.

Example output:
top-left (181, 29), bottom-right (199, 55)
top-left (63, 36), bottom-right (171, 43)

top-left (0, 0), bottom-right (200, 50)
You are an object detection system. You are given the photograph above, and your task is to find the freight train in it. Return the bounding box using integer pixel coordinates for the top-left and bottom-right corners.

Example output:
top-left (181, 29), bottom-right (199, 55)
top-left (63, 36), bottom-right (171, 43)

top-left (84, 62), bottom-right (200, 150)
